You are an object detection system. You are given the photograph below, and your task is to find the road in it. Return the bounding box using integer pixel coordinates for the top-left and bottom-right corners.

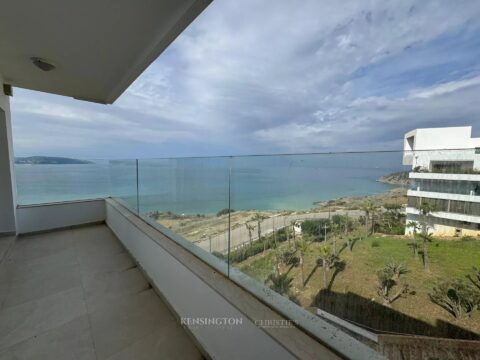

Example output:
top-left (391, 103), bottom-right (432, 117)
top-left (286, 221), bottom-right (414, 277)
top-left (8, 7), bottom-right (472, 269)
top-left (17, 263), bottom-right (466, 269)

top-left (195, 209), bottom-right (364, 254)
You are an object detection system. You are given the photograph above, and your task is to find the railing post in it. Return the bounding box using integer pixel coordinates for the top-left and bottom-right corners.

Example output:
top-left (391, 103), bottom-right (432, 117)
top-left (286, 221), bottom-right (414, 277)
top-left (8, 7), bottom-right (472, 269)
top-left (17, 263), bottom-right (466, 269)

top-left (227, 157), bottom-right (232, 278)
top-left (136, 159), bottom-right (139, 215)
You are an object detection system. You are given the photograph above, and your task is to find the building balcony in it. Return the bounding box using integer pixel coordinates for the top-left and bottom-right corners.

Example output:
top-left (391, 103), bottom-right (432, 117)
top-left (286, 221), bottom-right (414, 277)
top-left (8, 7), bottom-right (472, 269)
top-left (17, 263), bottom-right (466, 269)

top-left (409, 172), bottom-right (480, 181)
top-left (405, 206), bottom-right (480, 224)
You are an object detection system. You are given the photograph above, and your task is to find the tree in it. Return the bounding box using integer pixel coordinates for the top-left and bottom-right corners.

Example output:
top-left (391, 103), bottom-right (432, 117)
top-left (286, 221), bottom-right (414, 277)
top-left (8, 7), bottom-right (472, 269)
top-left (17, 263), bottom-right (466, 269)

top-left (318, 245), bottom-right (339, 288)
top-left (279, 247), bottom-right (299, 267)
top-left (283, 217), bottom-right (291, 246)
top-left (418, 231), bottom-right (433, 271)
top-left (346, 234), bottom-right (355, 252)
top-left (331, 214), bottom-right (353, 235)
top-left (381, 203), bottom-right (405, 234)
top-left (296, 239), bottom-right (309, 288)
top-left (362, 201), bottom-right (377, 234)
top-left (385, 260), bottom-right (408, 280)
top-left (265, 273), bottom-right (293, 296)
top-left (376, 262), bottom-right (410, 306)
top-left (329, 222), bottom-right (341, 255)
top-left (272, 246), bottom-right (281, 275)
top-left (429, 279), bottom-right (480, 319)
top-left (407, 220), bottom-right (420, 258)
top-left (418, 202), bottom-right (435, 271)
top-left (252, 213), bottom-right (268, 253)
top-left (245, 222), bottom-right (255, 246)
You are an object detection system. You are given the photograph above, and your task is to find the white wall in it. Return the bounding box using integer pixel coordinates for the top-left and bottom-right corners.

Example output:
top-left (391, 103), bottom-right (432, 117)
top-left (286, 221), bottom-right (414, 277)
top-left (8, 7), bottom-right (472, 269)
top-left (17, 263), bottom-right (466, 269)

top-left (0, 73), bottom-right (17, 234)
top-left (406, 127), bottom-right (475, 151)
top-left (105, 200), bottom-right (298, 360)
top-left (16, 199), bottom-right (105, 234)
top-left (403, 127), bottom-right (480, 170)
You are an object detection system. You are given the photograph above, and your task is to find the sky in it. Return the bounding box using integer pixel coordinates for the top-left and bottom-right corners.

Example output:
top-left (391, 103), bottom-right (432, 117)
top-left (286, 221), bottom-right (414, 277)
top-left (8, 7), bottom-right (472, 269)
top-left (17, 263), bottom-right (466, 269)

top-left (10, 0), bottom-right (480, 159)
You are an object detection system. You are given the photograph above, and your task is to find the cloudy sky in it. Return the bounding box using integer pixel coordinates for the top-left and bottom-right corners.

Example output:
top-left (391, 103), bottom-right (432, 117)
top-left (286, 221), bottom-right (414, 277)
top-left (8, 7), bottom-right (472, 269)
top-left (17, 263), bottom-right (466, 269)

top-left (11, 0), bottom-right (480, 159)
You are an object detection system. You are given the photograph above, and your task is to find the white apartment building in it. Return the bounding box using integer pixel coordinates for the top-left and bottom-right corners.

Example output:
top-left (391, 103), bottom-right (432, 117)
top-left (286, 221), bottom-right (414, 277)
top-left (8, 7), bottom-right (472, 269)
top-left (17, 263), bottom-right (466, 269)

top-left (404, 126), bottom-right (480, 237)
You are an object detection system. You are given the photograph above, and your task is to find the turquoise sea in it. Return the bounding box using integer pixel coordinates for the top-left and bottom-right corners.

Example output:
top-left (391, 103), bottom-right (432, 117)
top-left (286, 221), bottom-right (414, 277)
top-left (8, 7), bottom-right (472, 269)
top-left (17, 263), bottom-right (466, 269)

top-left (15, 152), bottom-right (407, 214)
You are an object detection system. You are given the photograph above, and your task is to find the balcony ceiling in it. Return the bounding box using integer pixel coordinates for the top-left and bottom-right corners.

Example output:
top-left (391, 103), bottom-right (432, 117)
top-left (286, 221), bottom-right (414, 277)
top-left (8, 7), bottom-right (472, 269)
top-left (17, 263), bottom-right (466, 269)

top-left (0, 0), bottom-right (211, 104)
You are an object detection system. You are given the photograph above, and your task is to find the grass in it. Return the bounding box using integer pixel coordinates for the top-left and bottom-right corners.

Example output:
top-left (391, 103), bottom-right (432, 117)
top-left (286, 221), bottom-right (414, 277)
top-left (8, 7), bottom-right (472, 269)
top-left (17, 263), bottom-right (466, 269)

top-left (235, 234), bottom-right (480, 336)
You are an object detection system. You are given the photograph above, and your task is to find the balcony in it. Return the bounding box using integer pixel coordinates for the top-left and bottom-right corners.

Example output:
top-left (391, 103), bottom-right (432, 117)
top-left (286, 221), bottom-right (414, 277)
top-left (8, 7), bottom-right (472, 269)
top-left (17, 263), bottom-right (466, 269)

top-left (2, 3), bottom-right (480, 358)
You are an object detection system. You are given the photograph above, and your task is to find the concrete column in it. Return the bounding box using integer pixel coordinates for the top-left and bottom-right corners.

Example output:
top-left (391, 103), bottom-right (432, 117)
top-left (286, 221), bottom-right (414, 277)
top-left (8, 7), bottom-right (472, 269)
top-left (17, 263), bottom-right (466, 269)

top-left (0, 74), bottom-right (17, 235)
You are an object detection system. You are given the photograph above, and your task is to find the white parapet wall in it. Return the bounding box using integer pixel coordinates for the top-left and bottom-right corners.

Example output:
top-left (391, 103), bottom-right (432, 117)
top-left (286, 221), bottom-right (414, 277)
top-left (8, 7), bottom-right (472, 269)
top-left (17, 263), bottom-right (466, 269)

top-left (16, 199), bottom-right (106, 234)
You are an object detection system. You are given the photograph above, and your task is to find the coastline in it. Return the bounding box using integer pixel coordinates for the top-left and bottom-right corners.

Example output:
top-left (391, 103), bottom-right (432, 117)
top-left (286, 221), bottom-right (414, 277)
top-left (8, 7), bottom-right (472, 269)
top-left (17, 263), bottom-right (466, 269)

top-left (151, 186), bottom-right (408, 244)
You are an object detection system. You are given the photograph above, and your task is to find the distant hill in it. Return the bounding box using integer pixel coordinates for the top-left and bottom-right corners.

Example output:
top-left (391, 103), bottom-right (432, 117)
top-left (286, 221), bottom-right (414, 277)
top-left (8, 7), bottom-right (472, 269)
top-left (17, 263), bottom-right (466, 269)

top-left (377, 171), bottom-right (410, 186)
top-left (15, 156), bottom-right (93, 165)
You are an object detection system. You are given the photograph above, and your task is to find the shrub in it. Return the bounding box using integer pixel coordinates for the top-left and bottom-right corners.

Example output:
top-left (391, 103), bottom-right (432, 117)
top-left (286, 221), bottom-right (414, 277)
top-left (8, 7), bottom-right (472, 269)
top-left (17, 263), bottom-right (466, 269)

top-left (389, 225), bottom-right (406, 235)
top-left (280, 248), bottom-right (299, 266)
top-left (228, 228), bottom-right (291, 263)
top-left (429, 279), bottom-right (480, 319)
top-left (371, 240), bottom-right (380, 247)
top-left (377, 262), bottom-right (410, 306)
top-left (212, 251), bottom-right (226, 261)
top-left (265, 273), bottom-right (293, 295)
top-left (216, 208), bottom-right (235, 217)
top-left (301, 219), bottom-right (330, 239)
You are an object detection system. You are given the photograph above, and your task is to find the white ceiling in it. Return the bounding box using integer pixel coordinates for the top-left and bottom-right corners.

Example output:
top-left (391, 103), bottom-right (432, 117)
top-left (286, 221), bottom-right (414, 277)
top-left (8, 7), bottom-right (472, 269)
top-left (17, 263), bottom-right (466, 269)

top-left (0, 0), bottom-right (211, 104)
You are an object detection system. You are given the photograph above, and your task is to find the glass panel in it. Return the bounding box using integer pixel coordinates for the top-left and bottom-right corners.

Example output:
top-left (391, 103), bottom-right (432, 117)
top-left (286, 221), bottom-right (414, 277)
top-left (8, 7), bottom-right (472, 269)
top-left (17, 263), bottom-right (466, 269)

top-left (137, 157), bottom-right (231, 273)
top-left (15, 159), bottom-right (110, 204)
top-left (108, 159), bottom-right (139, 213)
top-left (228, 150), bottom-right (480, 347)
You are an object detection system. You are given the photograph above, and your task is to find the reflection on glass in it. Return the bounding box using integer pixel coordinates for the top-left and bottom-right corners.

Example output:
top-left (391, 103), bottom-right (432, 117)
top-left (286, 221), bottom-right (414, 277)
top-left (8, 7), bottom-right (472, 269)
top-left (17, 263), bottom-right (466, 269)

top-left (109, 159), bottom-right (139, 213)
top-left (14, 149), bottom-right (480, 351)
top-left (15, 159), bottom-right (110, 205)
top-left (137, 157), bottom-right (231, 267)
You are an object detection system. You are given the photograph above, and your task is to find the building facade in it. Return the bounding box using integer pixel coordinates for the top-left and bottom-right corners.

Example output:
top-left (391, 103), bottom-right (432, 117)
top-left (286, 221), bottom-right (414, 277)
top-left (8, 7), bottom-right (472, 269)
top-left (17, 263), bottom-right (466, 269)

top-left (404, 126), bottom-right (480, 237)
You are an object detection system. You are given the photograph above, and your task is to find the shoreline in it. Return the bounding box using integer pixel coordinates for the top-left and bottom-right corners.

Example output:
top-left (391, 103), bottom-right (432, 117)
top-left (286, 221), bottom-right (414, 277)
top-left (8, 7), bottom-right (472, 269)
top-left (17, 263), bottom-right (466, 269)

top-left (149, 187), bottom-right (408, 243)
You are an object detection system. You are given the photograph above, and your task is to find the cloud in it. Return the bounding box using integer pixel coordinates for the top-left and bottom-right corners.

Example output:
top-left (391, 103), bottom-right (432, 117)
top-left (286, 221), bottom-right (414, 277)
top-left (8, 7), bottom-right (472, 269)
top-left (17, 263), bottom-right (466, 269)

top-left (409, 75), bottom-right (480, 99)
top-left (10, 0), bottom-right (480, 157)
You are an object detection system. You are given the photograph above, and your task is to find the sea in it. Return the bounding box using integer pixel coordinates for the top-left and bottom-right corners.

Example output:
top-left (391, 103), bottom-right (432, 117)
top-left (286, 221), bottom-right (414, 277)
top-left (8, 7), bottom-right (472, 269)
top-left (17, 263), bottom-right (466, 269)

top-left (15, 152), bottom-right (407, 214)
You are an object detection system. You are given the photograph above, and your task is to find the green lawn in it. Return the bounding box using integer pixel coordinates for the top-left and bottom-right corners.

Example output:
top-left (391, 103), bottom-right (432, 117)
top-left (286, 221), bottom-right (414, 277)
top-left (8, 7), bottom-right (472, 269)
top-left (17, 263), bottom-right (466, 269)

top-left (235, 235), bottom-right (480, 336)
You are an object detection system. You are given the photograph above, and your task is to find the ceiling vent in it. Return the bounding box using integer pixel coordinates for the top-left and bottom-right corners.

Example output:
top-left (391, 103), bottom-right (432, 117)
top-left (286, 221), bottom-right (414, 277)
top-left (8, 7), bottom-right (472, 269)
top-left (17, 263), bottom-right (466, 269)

top-left (31, 57), bottom-right (56, 72)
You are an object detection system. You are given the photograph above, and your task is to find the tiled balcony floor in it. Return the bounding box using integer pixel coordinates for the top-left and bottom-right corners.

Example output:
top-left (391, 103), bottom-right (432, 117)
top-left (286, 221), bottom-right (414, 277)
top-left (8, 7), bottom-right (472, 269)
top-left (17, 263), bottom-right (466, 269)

top-left (0, 224), bottom-right (202, 360)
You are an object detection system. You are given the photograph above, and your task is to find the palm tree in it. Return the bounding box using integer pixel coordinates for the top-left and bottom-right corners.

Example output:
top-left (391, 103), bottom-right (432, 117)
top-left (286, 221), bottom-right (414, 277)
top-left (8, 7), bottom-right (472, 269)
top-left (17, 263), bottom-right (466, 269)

top-left (245, 222), bottom-right (255, 246)
top-left (296, 239), bottom-right (309, 288)
top-left (418, 231), bottom-right (433, 271)
top-left (272, 246), bottom-right (281, 275)
top-left (362, 201), bottom-right (377, 234)
top-left (330, 222), bottom-right (340, 255)
top-left (265, 273), bottom-right (293, 296)
top-left (283, 216), bottom-right (291, 246)
top-left (407, 220), bottom-right (420, 258)
top-left (252, 213), bottom-right (268, 253)
top-left (290, 220), bottom-right (297, 242)
top-left (318, 245), bottom-right (338, 288)
top-left (418, 202), bottom-right (435, 271)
